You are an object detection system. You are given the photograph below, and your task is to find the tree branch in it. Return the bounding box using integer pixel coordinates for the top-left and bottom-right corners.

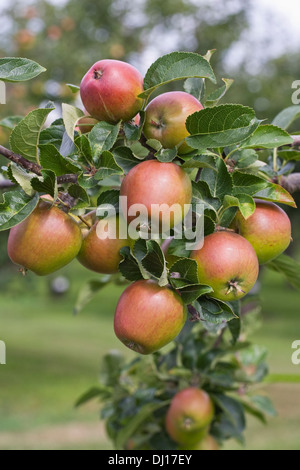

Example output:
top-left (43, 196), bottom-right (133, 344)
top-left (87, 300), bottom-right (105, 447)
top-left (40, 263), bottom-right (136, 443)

top-left (57, 174), bottom-right (78, 184)
top-left (0, 145), bottom-right (42, 175)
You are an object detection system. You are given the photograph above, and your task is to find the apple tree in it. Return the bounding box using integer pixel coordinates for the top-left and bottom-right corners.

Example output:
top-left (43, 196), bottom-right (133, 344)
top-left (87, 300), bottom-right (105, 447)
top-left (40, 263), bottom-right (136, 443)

top-left (1, 52), bottom-right (300, 450)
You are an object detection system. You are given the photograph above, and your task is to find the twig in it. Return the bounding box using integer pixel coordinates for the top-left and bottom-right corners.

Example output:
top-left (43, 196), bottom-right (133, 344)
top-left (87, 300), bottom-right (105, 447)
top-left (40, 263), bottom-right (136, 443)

top-left (0, 145), bottom-right (42, 175)
top-left (57, 174), bottom-right (78, 184)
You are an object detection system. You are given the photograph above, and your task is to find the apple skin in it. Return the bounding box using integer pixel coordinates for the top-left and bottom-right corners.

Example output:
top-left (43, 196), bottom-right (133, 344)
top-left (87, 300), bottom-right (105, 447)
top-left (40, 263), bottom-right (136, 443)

top-left (231, 200), bottom-right (292, 264)
top-left (143, 91), bottom-right (203, 155)
top-left (180, 435), bottom-right (219, 451)
top-left (8, 200), bottom-right (82, 276)
top-left (80, 59), bottom-right (144, 123)
top-left (76, 116), bottom-right (98, 134)
top-left (114, 280), bottom-right (187, 354)
top-left (165, 388), bottom-right (214, 446)
top-left (120, 160), bottom-right (192, 230)
top-left (191, 231), bottom-right (259, 301)
top-left (77, 215), bottom-right (131, 274)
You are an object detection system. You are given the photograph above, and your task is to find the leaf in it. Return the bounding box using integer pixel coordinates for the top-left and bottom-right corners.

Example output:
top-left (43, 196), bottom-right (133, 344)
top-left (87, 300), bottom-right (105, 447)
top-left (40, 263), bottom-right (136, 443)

top-left (66, 83), bottom-right (80, 94)
top-left (123, 111), bottom-right (145, 141)
top-left (278, 150), bottom-right (300, 162)
top-left (169, 258), bottom-right (199, 285)
top-left (232, 172), bottom-right (269, 196)
top-left (0, 190), bottom-right (39, 231)
top-left (212, 394), bottom-right (246, 437)
top-left (230, 149), bottom-right (258, 169)
top-left (248, 395), bottom-right (277, 417)
top-left (183, 77), bottom-right (205, 102)
top-left (200, 157), bottom-right (233, 200)
top-left (39, 123), bottom-right (65, 149)
top-left (0, 116), bottom-right (23, 130)
top-left (192, 180), bottom-right (221, 214)
top-left (115, 401), bottom-right (169, 450)
top-left (62, 103), bottom-right (84, 141)
top-left (254, 183), bottom-right (296, 208)
top-left (74, 277), bottom-right (111, 314)
top-left (186, 105), bottom-right (259, 149)
top-left (97, 190), bottom-right (120, 216)
top-left (119, 246), bottom-right (144, 282)
top-left (240, 124), bottom-right (293, 149)
top-left (155, 147), bottom-right (177, 163)
top-left (10, 107), bottom-right (55, 162)
top-left (7, 164), bottom-right (36, 197)
top-left (141, 51), bottom-right (216, 99)
top-left (195, 298), bottom-right (236, 325)
top-left (267, 254), bottom-right (300, 290)
top-left (134, 239), bottom-right (168, 286)
top-left (75, 386), bottom-right (111, 407)
top-left (39, 144), bottom-right (81, 176)
top-left (0, 57), bottom-right (46, 82)
top-left (113, 146), bottom-right (141, 173)
top-left (272, 105), bottom-right (300, 130)
top-left (89, 121), bottom-right (121, 161)
top-left (31, 170), bottom-right (58, 199)
top-left (75, 134), bottom-right (93, 165)
top-left (59, 131), bottom-right (76, 157)
top-left (177, 284), bottom-right (213, 304)
top-left (129, 141), bottom-right (149, 159)
top-left (94, 151), bottom-right (123, 180)
top-left (223, 194), bottom-right (256, 219)
top-left (182, 153), bottom-right (217, 170)
top-left (205, 78), bottom-right (234, 107)
top-left (68, 184), bottom-right (90, 209)
top-left (227, 301), bottom-right (241, 344)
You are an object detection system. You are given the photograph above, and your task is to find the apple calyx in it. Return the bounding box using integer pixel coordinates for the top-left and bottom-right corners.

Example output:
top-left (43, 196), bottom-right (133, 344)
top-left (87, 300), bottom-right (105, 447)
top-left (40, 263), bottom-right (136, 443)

top-left (183, 417), bottom-right (194, 430)
top-left (150, 119), bottom-right (164, 129)
top-left (93, 69), bottom-right (103, 80)
top-left (226, 280), bottom-right (245, 296)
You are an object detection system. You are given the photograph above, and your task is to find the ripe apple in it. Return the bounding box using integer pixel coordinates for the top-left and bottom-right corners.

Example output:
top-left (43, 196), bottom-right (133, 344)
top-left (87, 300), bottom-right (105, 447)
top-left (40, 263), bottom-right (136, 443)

top-left (191, 231), bottom-right (259, 301)
top-left (231, 200), bottom-right (292, 264)
top-left (114, 280), bottom-right (187, 354)
top-left (165, 388), bottom-right (214, 446)
top-left (143, 91), bottom-right (203, 155)
top-left (8, 200), bottom-right (82, 275)
top-left (180, 434), bottom-right (219, 450)
top-left (80, 59), bottom-right (144, 123)
top-left (120, 160), bottom-right (192, 231)
top-left (77, 215), bottom-right (131, 274)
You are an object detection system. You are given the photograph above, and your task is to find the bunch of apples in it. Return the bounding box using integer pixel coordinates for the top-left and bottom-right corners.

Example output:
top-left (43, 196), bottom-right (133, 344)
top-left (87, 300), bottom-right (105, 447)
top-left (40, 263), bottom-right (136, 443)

top-left (8, 58), bottom-right (292, 358)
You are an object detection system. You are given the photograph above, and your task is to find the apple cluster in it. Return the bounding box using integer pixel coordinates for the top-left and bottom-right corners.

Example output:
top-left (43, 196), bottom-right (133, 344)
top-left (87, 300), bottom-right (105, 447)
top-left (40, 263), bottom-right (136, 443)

top-left (7, 59), bottom-right (292, 359)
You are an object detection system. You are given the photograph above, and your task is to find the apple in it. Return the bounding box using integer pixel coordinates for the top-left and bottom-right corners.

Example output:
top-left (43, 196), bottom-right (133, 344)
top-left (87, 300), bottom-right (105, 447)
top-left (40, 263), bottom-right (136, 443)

top-left (143, 91), bottom-right (203, 155)
top-left (8, 200), bottom-right (82, 276)
top-left (76, 116), bottom-right (98, 134)
top-left (180, 435), bottom-right (219, 450)
top-left (120, 160), bottom-right (192, 231)
top-left (77, 215), bottom-right (131, 274)
top-left (114, 280), bottom-right (187, 354)
top-left (80, 59), bottom-right (144, 123)
top-left (231, 200), bottom-right (292, 264)
top-left (191, 231), bottom-right (259, 301)
top-left (165, 388), bottom-right (214, 446)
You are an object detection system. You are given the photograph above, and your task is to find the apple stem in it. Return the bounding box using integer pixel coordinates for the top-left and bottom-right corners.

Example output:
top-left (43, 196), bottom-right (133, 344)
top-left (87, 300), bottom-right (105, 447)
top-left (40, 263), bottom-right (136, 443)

top-left (78, 215), bottom-right (92, 229)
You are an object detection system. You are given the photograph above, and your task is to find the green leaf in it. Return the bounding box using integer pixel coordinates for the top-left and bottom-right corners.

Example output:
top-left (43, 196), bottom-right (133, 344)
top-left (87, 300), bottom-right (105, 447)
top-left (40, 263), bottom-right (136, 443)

top-left (89, 121), bottom-right (121, 161)
top-left (75, 386), bottom-right (111, 407)
top-left (0, 116), bottom-right (23, 130)
top-left (31, 170), bottom-right (58, 199)
top-left (129, 141), bottom-right (149, 159)
top-left (68, 184), bottom-right (90, 209)
top-left (195, 298), bottom-right (237, 324)
top-left (177, 284), bottom-right (213, 304)
top-left (62, 103), bottom-right (84, 141)
top-left (115, 401), bottom-right (169, 450)
top-left (223, 194), bottom-right (255, 219)
top-left (74, 277), bottom-right (111, 314)
top-left (205, 78), bottom-right (234, 107)
top-left (40, 123), bottom-right (65, 149)
top-left (66, 83), bottom-right (80, 94)
top-left (272, 105), bottom-right (300, 130)
top-left (182, 153), bottom-right (217, 170)
top-left (232, 172), bottom-right (269, 196)
top-left (155, 147), bottom-right (177, 163)
top-left (39, 144), bottom-right (81, 176)
top-left (97, 190), bottom-right (120, 216)
top-left (240, 124), bottom-right (293, 149)
top-left (183, 77), bottom-right (205, 102)
top-left (123, 111), bottom-right (145, 141)
top-left (230, 149), bottom-right (258, 169)
top-left (278, 150), bottom-right (300, 162)
top-left (267, 254), bottom-right (300, 290)
top-left (10, 107), bottom-right (55, 163)
top-left (119, 246), bottom-right (144, 282)
top-left (0, 190), bottom-right (39, 231)
top-left (134, 239), bottom-right (168, 287)
top-left (192, 180), bottom-right (221, 213)
top-left (141, 51), bottom-right (216, 99)
top-left (227, 301), bottom-right (241, 344)
top-left (75, 134), bottom-right (93, 165)
top-left (113, 147), bottom-right (141, 173)
top-left (0, 57), bottom-right (46, 82)
top-left (186, 105), bottom-right (259, 149)
top-left (94, 151), bottom-right (123, 180)
top-left (7, 164), bottom-right (36, 197)
top-left (212, 394), bottom-right (246, 436)
top-left (254, 183), bottom-right (296, 208)
top-left (200, 157), bottom-right (233, 199)
top-left (169, 258), bottom-right (199, 285)
top-left (248, 395), bottom-right (277, 417)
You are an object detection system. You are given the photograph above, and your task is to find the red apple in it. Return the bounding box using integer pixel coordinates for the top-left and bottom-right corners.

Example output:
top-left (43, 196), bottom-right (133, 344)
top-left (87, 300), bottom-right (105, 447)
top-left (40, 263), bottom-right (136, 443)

top-left (8, 200), bottom-right (82, 275)
top-left (191, 231), bottom-right (259, 301)
top-left (166, 388), bottom-right (214, 446)
top-left (80, 59), bottom-right (144, 123)
top-left (114, 280), bottom-right (187, 354)
top-left (231, 200), bottom-right (292, 264)
top-left (120, 160), bottom-right (192, 230)
top-left (77, 215), bottom-right (131, 274)
top-left (143, 91), bottom-right (203, 154)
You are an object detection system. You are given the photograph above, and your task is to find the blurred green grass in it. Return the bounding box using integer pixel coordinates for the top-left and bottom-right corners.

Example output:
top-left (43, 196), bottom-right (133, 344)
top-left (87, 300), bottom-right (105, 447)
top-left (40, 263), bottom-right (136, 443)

top-left (0, 260), bottom-right (299, 450)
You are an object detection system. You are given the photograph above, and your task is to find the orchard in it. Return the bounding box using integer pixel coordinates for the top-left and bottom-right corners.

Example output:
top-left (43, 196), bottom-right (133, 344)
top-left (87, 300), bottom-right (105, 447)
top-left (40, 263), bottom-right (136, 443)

top-left (0, 51), bottom-right (300, 451)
